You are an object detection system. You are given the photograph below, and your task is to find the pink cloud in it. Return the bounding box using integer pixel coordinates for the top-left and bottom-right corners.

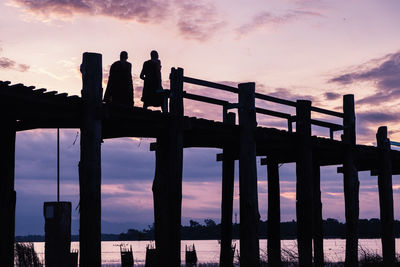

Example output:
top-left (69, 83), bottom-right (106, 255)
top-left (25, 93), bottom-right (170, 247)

top-left (0, 57), bottom-right (30, 72)
top-left (175, 0), bottom-right (225, 41)
top-left (12, 0), bottom-right (224, 40)
top-left (237, 9), bottom-right (322, 36)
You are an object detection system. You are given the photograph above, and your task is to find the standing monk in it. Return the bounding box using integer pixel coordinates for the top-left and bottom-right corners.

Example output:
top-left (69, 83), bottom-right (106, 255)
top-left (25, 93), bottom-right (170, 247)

top-left (140, 50), bottom-right (167, 112)
top-left (104, 51), bottom-right (134, 106)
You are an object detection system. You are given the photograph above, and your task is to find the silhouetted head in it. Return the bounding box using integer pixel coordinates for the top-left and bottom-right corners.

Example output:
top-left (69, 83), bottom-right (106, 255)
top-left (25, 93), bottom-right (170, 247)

top-left (120, 51), bottom-right (128, 62)
top-left (150, 50), bottom-right (159, 60)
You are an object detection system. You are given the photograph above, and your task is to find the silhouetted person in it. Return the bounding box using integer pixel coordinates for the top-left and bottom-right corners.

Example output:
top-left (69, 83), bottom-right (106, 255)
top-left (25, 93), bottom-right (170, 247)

top-left (140, 50), bottom-right (167, 113)
top-left (104, 51), bottom-right (134, 106)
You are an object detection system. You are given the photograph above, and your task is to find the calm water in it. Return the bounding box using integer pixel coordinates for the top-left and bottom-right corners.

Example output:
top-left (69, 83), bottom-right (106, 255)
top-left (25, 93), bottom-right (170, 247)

top-left (31, 239), bottom-right (400, 265)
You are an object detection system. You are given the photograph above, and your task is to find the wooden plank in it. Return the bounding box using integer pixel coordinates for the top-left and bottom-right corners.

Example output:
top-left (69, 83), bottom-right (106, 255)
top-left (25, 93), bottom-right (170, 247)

top-left (267, 159), bottom-right (281, 266)
top-left (238, 82), bottom-right (260, 266)
top-left (183, 92), bottom-right (229, 106)
top-left (311, 106), bottom-right (344, 118)
top-left (219, 112), bottom-right (235, 267)
top-left (310, 119), bottom-right (343, 131)
top-left (255, 107), bottom-right (291, 119)
top-left (313, 163), bottom-right (324, 267)
top-left (342, 94), bottom-right (359, 267)
top-left (376, 126), bottom-right (395, 265)
top-left (79, 52), bottom-right (103, 267)
top-left (296, 100), bottom-right (313, 266)
top-left (254, 92), bottom-right (296, 107)
top-left (0, 117), bottom-right (16, 267)
top-left (182, 76), bottom-right (238, 93)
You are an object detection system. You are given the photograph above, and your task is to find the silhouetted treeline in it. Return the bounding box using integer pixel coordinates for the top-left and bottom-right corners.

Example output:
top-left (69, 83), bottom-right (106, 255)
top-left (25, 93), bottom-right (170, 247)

top-left (15, 218), bottom-right (400, 242)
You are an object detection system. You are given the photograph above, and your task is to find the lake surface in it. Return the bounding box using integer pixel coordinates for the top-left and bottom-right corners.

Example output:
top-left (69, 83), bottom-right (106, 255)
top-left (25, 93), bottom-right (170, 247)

top-left (31, 239), bottom-right (400, 265)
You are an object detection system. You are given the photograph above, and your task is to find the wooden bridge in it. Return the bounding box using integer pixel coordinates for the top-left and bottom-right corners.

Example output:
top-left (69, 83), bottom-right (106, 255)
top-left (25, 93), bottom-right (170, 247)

top-left (1, 52), bottom-right (399, 267)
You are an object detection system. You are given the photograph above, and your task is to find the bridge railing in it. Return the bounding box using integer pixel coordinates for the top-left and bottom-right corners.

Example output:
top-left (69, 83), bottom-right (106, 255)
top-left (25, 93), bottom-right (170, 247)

top-left (177, 69), bottom-right (344, 140)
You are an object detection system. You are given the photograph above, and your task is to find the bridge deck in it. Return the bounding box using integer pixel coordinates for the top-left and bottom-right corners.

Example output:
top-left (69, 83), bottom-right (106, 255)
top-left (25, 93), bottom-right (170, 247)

top-left (1, 80), bottom-right (399, 173)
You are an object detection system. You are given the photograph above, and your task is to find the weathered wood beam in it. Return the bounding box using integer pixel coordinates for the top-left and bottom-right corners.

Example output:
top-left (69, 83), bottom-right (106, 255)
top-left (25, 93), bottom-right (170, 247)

top-left (0, 117), bottom-right (16, 267)
top-left (267, 158), bottom-right (281, 266)
top-left (182, 76), bottom-right (238, 93)
top-left (376, 126), bottom-right (395, 266)
top-left (342, 94), bottom-right (359, 267)
top-left (79, 52), bottom-right (103, 267)
top-left (296, 100), bottom-right (313, 266)
top-left (220, 112), bottom-right (235, 267)
top-left (313, 162), bottom-right (324, 267)
top-left (238, 82), bottom-right (260, 266)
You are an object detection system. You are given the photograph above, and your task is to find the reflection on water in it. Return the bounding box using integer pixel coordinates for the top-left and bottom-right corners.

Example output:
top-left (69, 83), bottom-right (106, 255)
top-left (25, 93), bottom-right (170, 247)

top-left (31, 238), bottom-right (400, 265)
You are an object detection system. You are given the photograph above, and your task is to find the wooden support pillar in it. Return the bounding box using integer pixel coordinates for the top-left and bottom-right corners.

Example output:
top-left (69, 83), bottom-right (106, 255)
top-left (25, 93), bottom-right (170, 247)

top-left (313, 163), bottom-right (324, 267)
top-left (0, 118), bottom-right (16, 267)
top-left (79, 52), bottom-right (103, 267)
top-left (220, 112), bottom-right (236, 267)
top-left (296, 100), bottom-right (313, 267)
top-left (267, 159), bottom-right (281, 267)
top-left (342, 94), bottom-right (359, 267)
top-left (376, 126), bottom-right (395, 266)
top-left (153, 67), bottom-right (184, 267)
top-left (238, 82), bottom-right (260, 267)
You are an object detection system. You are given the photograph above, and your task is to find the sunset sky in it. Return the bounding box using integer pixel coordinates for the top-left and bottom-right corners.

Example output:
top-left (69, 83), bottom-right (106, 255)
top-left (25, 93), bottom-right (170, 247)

top-left (1, 0), bottom-right (400, 235)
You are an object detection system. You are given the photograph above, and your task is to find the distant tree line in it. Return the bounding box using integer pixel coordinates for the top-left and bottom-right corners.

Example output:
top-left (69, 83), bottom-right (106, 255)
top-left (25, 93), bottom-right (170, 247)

top-left (15, 218), bottom-right (400, 242)
top-left (118, 218), bottom-right (400, 241)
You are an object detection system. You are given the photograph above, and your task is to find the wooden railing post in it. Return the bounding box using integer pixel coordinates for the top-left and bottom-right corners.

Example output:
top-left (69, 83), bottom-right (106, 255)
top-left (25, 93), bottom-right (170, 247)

top-left (296, 100), bottom-right (313, 266)
top-left (238, 82), bottom-right (260, 266)
top-left (267, 158), bottom-right (281, 267)
top-left (79, 52), bottom-right (103, 267)
top-left (153, 67), bottom-right (184, 267)
top-left (342, 94), bottom-right (359, 267)
top-left (220, 112), bottom-right (236, 267)
top-left (313, 162), bottom-right (324, 267)
top-left (0, 117), bottom-right (16, 267)
top-left (376, 126), bottom-right (395, 266)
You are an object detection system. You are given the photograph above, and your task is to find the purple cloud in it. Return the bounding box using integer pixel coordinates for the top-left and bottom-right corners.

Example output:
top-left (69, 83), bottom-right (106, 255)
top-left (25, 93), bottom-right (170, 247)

top-left (175, 0), bottom-right (225, 41)
top-left (0, 57), bottom-right (30, 72)
top-left (358, 111), bottom-right (400, 124)
top-left (324, 92), bottom-right (341, 100)
top-left (237, 9), bottom-right (322, 36)
top-left (12, 0), bottom-right (167, 22)
top-left (329, 51), bottom-right (400, 105)
top-left (12, 0), bottom-right (224, 40)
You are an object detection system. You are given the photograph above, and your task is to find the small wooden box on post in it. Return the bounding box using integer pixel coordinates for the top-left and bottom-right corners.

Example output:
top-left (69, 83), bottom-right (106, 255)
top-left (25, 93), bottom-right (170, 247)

top-left (342, 94), bottom-right (359, 267)
top-left (79, 52), bottom-right (103, 267)
top-left (295, 100), bottom-right (313, 266)
top-left (0, 117), bottom-right (16, 267)
top-left (238, 82), bottom-right (260, 267)
top-left (376, 126), bottom-right (395, 266)
top-left (43, 201), bottom-right (72, 267)
top-left (152, 67), bottom-right (184, 267)
top-left (219, 112), bottom-right (236, 267)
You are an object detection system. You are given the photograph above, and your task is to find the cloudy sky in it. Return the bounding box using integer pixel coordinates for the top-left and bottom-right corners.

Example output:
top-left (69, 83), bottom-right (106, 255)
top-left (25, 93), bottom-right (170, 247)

top-left (1, 0), bottom-right (400, 235)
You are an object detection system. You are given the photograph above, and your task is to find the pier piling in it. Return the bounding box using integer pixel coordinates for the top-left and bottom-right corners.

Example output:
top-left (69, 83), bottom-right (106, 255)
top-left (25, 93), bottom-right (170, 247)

top-left (220, 112), bottom-right (236, 267)
top-left (296, 100), bottom-right (313, 266)
top-left (267, 158), bottom-right (281, 266)
top-left (0, 117), bottom-right (16, 267)
top-left (376, 126), bottom-right (395, 266)
top-left (238, 82), bottom-right (260, 266)
top-left (343, 94), bottom-right (359, 267)
top-left (79, 52), bottom-right (103, 267)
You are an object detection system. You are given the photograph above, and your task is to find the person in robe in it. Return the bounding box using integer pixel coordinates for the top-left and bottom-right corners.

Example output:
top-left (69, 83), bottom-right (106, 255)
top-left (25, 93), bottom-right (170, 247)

top-left (103, 51), bottom-right (134, 106)
top-left (140, 50), bottom-right (167, 112)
